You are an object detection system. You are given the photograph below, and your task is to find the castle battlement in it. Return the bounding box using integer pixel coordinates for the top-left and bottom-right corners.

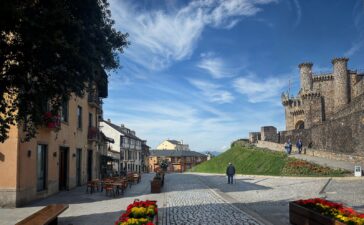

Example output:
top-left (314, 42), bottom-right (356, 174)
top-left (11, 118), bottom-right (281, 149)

top-left (312, 74), bottom-right (334, 82)
top-left (282, 57), bottom-right (364, 131)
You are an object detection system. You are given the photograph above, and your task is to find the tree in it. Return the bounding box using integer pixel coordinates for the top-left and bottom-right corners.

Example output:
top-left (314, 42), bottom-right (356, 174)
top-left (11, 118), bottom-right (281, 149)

top-left (0, 0), bottom-right (128, 142)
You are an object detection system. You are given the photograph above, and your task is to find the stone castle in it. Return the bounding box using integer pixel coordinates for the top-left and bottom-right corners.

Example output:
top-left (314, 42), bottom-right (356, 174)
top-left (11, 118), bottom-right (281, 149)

top-left (250, 57), bottom-right (364, 156)
top-left (282, 57), bottom-right (364, 131)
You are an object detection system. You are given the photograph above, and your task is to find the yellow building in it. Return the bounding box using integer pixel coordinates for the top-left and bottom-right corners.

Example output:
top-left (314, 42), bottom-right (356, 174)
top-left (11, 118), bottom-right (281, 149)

top-left (0, 85), bottom-right (106, 207)
top-left (156, 139), bottom-right (190, 151)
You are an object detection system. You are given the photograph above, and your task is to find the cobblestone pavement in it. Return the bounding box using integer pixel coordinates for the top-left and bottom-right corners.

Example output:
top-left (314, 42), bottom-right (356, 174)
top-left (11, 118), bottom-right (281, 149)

top-left (0, 173), bottom-right (165, 225)
top-left (163, 173), bottom-right (265, 225)
top-left (193, 173), bottom-right (364, 225)
top-left (1, 173), bottom-right (363, 225)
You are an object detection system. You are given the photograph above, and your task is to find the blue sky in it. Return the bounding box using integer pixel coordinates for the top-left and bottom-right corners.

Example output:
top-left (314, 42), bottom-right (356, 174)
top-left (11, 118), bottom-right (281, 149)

top-left (103, 0), bottom-right (364, 152)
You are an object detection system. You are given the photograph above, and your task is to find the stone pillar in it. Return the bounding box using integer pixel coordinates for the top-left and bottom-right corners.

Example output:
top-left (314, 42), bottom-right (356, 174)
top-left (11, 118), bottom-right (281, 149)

top-left (299, 62), bottom-right (313, 93)
top-left (333, 57), bottom-right (349, 111)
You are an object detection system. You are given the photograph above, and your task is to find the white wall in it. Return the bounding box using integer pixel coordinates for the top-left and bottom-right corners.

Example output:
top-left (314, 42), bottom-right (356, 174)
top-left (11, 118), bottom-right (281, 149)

top-left (100, 121), bottom-right (123, 152)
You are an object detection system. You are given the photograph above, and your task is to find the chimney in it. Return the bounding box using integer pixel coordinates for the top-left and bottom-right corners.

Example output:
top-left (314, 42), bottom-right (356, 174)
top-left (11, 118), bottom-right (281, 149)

top-left (120, 124), bottom-right (124, 128)
top-left (107, 118), bottom-right (111, 122)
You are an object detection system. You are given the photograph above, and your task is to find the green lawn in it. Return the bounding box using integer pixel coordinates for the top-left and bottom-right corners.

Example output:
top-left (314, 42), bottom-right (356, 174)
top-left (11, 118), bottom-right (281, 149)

top-left (191, 143), bottom-right (349, 177)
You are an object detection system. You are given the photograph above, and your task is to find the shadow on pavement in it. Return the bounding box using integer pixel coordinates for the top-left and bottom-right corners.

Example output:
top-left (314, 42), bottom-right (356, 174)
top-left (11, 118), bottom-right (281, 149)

top-left (59, 211), bottom-right (121, 225)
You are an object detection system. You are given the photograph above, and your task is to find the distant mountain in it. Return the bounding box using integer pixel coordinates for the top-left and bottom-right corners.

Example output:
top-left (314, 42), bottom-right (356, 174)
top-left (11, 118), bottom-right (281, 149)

top-left (200, 151), bottom-right (221, 156)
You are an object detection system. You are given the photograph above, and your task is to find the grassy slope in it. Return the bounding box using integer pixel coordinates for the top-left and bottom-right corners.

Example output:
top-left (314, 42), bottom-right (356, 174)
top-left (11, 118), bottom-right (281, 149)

top-left (192, 144), bottom-right (349, 176)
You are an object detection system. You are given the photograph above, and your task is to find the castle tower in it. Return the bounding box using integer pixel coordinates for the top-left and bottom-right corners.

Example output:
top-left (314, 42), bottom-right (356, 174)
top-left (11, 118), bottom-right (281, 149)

top-left (299, 62), bottom-right (313, 93)
top-left (332, 57), bottom-right (349, 111)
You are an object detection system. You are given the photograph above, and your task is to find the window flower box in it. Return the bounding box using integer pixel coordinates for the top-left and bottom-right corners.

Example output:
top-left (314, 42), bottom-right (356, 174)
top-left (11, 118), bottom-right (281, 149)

top-left (290, 198), bottom-right (364, 225)
top-left (43, 112), bottom-right (61, 130)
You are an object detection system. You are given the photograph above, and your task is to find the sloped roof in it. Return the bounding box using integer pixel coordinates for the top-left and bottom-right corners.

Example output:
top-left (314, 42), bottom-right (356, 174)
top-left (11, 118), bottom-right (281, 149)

top-left (167, 140), bottom-right (181, 145)
top-left (149, 150), bottom-right (207, 157)
top-left (100, 131), bottom-right (115, 143)
top-left (102, 120), bottom-right (141, 141)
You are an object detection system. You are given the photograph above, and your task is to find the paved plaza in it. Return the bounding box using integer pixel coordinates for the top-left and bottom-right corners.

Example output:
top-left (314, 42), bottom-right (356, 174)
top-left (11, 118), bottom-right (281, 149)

top-left (1, 173), bottom-right (364, 225)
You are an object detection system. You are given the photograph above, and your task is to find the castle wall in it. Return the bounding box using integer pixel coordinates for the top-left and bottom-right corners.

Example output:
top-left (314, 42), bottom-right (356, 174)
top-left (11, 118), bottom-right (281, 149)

top-left (312, 79), bottom-right (335, 119)
top-left (279, 110), bottom-right (364, 156)
top-left (248, 132), bottom-right (261, 143)
top-left (285, 107), bottom-right (295, 131)
top-left (302, 96), bottom-right (323, 128)
top-left (352, 77), bottom-right (364, 99)
top-left (332, 93), bottom-right (364, 119)
top-left (261, 126), bottom-right (277, 142)
top-left (257, 140), bottom-right (364, 164)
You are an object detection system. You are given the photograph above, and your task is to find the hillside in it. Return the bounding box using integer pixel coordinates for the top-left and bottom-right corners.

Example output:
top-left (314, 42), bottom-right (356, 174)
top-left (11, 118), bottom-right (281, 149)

top-left (192, 143), bottom-right (349, 176)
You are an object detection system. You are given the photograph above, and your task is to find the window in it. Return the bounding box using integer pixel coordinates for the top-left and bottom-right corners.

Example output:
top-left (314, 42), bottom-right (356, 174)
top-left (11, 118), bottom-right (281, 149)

top-left (77, 106), bottom-right (82, 129)
top-left (61, 100), bottom-right (68, 123)
top-left (37, 144), bottom-right (48, 191)
top-left (41, 98), bottom-right (49, 113)
top-left (88, 113), bottom-right (93, 128)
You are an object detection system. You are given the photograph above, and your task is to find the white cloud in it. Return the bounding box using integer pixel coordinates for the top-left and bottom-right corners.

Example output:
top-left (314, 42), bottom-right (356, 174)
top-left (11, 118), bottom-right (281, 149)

top-left (345, 0), bottom-right (364, 57)
top-left (189, 79), bottom-right (235, 103)
top-left (197, 55), bottom-right (233, 79)
top-left (344, 40), bottom-right (364, 57)
top-left (109, 0), bottom-right (277, 70)
top-left (233, 75), bottom-right (286, 103)
top-left (291, 0), bottom-right (302, 27)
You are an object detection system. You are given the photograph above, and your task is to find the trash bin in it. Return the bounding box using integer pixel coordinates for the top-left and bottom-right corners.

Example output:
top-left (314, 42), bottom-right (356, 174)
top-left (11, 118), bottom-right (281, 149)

top-left (354, 166), bottom-right (362, 177)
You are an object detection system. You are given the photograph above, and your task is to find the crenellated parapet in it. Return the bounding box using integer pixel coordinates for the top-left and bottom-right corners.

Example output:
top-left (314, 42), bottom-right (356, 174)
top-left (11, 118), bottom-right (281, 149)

top-left (300, 91), bottom-right (321, 100)
top-left (298, 62), bottom-right (313, 68)
top-left (281, 92), bottom-right (302, 107)
top-left (312, 74), bottom-right (334, 82)
top-left (331, 57), bottom-right (349, 64)
top-left (289, 109), bottom-right (304, 116)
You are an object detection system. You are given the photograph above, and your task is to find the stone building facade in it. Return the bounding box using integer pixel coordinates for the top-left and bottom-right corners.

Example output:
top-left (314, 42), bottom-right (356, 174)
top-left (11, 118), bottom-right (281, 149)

top-left (282, 58), bottom-right (364, 130)
top-left (249, 57), bottom-right (364, 157)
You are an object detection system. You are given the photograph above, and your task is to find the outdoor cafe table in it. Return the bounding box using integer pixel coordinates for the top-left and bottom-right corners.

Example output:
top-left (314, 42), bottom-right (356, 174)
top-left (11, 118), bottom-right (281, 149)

top-left (111, 182), bottom-right (124, 195)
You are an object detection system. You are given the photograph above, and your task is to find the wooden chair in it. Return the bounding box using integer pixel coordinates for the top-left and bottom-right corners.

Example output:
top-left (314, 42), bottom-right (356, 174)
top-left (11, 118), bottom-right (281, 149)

top-left (104, 183), bottom-right (114, 197)
top-left (16, 204), bottom-right (69, 225)
top-left (133, 173), bottom-right (141, 183)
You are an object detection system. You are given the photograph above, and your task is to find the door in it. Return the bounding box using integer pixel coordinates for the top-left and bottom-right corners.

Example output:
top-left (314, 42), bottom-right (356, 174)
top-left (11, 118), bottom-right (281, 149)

top-left (59, 147), bottom-right (69, 190)
top-left (76, 149), bottom-right (82, 186)
top-left (37, 144), bottom-right (47, 191)
top-left (87, 149), bottom-right (93, 181)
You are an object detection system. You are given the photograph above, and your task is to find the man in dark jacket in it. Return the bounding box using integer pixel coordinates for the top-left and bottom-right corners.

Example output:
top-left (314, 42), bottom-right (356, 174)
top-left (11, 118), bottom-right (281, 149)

top-left (226, 162), bottom-right (236, 184)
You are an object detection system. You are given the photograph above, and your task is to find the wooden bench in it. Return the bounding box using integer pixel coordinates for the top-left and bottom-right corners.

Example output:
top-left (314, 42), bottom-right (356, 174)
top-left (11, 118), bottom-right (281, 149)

top-left (16, 204), bottom-right (69, 225)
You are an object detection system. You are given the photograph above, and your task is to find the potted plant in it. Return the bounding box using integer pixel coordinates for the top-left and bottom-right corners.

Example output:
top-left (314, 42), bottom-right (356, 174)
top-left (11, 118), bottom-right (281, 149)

top-left (159, 160), bottom-right (168, 172)
top-left (151, 174), bottom-right (161, 193)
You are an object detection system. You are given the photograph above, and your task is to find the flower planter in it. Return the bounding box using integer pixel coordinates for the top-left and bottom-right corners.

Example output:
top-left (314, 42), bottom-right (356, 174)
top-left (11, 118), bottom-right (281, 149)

top-left (290, 201), bottom-right (346, 225)
top-left (115, 200), bottom-right (158, 225)
top-left (151, 179), bottom-right (161, 193)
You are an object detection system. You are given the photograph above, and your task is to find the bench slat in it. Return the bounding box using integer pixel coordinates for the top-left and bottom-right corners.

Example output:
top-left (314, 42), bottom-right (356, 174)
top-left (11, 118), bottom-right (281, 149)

top-left (16, 204), bottom-right (69, 225)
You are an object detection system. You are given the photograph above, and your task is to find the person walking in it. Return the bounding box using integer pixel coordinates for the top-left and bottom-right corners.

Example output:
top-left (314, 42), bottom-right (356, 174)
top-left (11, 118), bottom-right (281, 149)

top-left (226, 162), bottom-right (236, 184)
top-left (296, 138), bottom-right (303, 154)
top-left (285, 139), bottom-right (292, 154)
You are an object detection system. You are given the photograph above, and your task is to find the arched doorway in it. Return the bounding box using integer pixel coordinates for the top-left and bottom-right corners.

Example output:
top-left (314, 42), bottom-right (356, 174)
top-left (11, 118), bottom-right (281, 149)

top-left (295, 120), bottom-right (304, 129)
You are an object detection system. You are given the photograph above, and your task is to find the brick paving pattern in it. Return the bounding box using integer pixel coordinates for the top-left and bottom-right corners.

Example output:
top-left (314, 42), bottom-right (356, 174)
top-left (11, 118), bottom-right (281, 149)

top-left (164, 173), bottom-right (263, 225)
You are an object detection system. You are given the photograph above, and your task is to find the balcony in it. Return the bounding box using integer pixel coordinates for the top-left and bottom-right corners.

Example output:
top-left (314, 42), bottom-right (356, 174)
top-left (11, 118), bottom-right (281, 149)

top-left (88, 93), bottom-right (101, 108)
top-left (87, 126), bottom-right (99, 141)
